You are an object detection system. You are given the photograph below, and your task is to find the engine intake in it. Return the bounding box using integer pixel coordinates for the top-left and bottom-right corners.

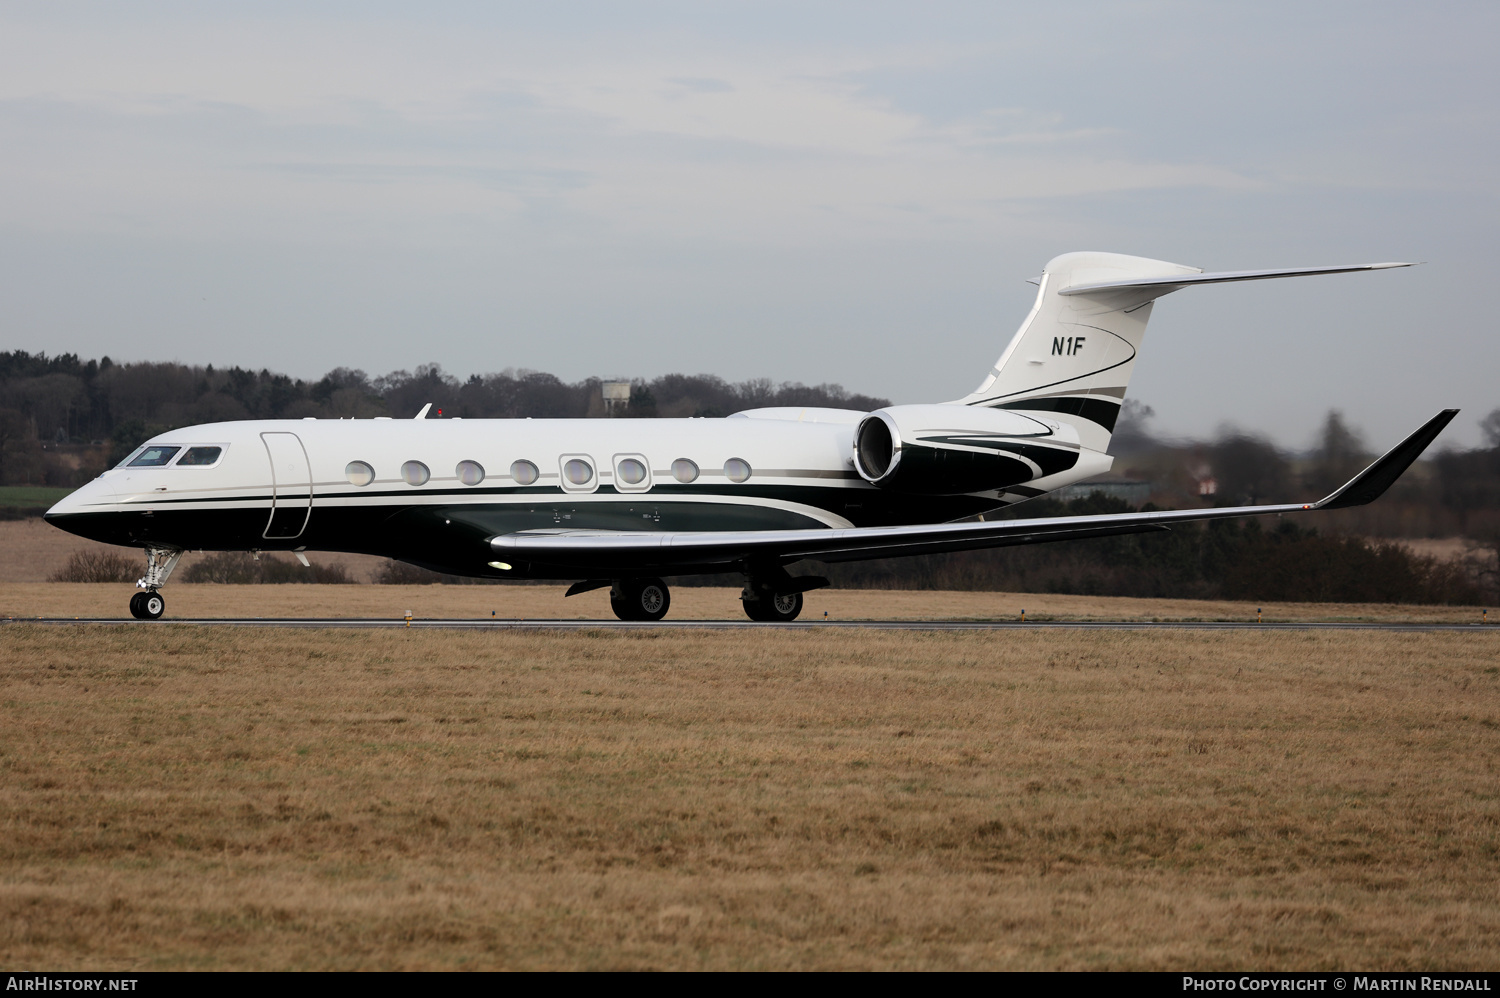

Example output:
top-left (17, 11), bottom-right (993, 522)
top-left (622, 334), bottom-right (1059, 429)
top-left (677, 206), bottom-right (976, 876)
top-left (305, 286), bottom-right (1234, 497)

top-left (853, 404), bottom-right (1084, 495)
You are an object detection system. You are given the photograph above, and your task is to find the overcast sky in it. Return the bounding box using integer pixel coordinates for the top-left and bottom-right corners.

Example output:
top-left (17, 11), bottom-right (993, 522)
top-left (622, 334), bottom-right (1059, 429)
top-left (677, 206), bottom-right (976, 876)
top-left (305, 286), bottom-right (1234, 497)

top-left (1, 1), bottom-right (1496, 447)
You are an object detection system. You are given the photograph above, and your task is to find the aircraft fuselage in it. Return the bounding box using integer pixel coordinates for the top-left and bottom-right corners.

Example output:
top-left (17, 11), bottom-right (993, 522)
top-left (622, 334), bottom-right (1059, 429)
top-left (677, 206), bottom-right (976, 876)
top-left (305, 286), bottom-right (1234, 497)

top-left (45, 410), bottom-right (1044, 579)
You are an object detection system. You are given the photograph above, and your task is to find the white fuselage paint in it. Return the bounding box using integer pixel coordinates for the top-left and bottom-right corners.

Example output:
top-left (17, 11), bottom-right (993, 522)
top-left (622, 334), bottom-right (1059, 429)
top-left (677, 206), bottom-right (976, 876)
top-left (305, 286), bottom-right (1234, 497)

top-left (46, 407), bottom-right (1111, 578)
top-left (63, 413), bottom-right (861, 523)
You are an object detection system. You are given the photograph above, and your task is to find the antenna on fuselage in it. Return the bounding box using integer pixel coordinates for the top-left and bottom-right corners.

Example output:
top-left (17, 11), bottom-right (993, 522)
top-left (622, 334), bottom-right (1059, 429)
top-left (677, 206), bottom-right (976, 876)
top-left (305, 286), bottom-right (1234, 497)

top-left (414, 403), bottom-right (432, 419)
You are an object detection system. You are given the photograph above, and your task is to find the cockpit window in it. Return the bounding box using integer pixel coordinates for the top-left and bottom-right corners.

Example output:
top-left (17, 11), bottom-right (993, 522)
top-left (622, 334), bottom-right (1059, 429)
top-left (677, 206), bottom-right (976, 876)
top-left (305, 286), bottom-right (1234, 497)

top-left (115, 447), bottom-right (144, 469)
top-left (176, 446), bottom-right (223, 466)
top-left (127, 446), bottom-right (181, 468)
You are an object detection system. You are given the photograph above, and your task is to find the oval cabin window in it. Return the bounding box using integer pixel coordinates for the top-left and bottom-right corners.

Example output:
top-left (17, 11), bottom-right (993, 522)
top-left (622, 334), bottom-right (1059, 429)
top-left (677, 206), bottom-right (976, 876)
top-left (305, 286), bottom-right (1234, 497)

top-left (563, 459), bottom-right (594, 486)
top-left (401, 461), bottom-right (430, 486)
top-left (724, 458), bottom-right (752, 483)
top-left (671, 458), bottom-right (699, 483)
top-left (617, 458), bottom-right (647, 486)
top-left (456, 460), bottom-right (485, 486)
top-left (345, 461), bottom-right (375, 487)
top-left (511, 460), bottom-right (539, 485)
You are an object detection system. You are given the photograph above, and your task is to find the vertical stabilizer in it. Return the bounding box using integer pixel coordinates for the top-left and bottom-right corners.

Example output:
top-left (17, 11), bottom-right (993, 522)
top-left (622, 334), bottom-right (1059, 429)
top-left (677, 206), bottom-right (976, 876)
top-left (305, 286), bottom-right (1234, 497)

top-left (953, 252), bottom-right (1200, 453)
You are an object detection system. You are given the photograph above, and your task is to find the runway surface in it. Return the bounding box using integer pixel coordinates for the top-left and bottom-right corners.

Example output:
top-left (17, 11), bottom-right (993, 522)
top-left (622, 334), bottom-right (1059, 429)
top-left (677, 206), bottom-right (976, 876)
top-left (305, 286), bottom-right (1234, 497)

top-left (4, 617), bottom-right (1494, 631)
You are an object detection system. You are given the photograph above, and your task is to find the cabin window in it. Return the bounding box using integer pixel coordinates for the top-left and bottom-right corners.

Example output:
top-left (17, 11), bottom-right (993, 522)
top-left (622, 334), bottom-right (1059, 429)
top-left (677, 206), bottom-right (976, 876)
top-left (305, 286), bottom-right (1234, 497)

top-left (671, 458), bottom-right (699, 483)
top-left (345, 461), bottom-right (376, 487)
top-left (617, 458), bottom-right (646, 485)
top-left (614, 455), bottom-right (650, 492)
top-left (176, 446), bottom-right (223, 467)
top-left (401, 461), bottom-right (430, 486)
top-left (724, 458), bottom-right (752, 483)
top-left (559, 454), bottom-right (599, 494)
top-left (511, 460), bottom-right (539, 485)
top-left (456, 460), bottom-right (485, 486)
top-left (127, 446), bottom-right (181, 468)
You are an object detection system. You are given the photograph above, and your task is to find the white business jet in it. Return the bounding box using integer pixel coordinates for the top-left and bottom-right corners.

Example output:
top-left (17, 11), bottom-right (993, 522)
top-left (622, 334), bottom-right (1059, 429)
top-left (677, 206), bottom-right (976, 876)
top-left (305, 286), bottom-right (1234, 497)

top-left (45, 251), bottom-right (1453, 621)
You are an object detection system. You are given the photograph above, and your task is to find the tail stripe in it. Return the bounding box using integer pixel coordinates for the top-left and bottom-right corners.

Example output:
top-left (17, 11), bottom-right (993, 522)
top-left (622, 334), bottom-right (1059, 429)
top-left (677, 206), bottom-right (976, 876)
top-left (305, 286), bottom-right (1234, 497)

top-left (965, 323), bottom-right (1137, 406)
top-left (997, 397), bottom-right (1121, 433)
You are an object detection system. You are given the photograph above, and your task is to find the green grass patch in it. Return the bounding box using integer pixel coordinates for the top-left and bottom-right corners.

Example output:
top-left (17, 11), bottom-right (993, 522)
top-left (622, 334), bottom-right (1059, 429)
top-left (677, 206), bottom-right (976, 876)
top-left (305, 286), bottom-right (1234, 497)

top-left (0, 486), bottom-right (70, 508)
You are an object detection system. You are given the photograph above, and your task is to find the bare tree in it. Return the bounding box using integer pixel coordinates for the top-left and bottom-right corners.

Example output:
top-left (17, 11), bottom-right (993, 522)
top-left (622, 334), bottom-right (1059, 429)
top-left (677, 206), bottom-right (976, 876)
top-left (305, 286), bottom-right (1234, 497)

top-left (1307, 409), bottom-right (1369, 494)
top-left (1480, 408), bottom-right (1500, 449)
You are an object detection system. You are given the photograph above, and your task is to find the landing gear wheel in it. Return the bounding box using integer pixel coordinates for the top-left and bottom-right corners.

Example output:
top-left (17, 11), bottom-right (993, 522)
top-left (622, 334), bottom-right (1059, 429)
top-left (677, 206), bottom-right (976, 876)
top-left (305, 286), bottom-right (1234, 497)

top-left (742, 591), bottom-right (802, 622)
top-left (610, 578), bottom-right (670, 621)
top-left (130, 591), bottom-right (165, 620)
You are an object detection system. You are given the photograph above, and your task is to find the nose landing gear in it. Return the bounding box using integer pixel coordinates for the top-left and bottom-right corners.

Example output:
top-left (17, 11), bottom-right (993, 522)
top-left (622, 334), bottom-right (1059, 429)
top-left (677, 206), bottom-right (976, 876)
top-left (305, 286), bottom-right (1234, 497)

top-left (129, 591), bottom-right (166, 620)
top-left (129, 546), bottom-right (183, 620)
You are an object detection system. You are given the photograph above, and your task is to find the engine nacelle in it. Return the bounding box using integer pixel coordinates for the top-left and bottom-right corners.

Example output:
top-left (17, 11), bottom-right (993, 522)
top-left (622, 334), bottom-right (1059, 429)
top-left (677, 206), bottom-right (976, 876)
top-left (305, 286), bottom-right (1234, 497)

top-left (853, 404), bottom-right (1086, 495)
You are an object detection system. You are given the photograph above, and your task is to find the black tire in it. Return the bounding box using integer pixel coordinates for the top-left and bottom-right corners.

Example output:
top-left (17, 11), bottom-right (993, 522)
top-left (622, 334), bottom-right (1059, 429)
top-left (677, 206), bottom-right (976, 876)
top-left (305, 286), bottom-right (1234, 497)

top-left (611, 578), bottom-right (670, 621)
top-left (764, 591), bottom-right (802, 622)
top-left (131, 591), bottom-right (165, 620)
top-left (742, 591), bottom-right (802, 622)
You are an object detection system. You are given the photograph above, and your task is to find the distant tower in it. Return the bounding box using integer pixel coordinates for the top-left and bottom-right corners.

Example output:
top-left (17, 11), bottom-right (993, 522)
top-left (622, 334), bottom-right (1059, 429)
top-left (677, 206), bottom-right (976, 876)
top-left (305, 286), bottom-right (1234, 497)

top-left (602, 381), bottom-right (631, 415)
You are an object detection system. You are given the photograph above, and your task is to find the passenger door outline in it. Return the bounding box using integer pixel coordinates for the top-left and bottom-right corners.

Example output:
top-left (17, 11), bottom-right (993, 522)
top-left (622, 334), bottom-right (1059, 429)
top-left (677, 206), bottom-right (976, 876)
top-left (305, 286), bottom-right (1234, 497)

top-left (262, 431), bottom-right (312, 540)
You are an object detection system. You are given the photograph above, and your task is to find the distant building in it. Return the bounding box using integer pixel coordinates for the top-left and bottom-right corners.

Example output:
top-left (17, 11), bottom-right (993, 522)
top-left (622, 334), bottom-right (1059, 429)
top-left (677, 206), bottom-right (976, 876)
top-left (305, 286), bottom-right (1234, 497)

top-left (1052, 480), bottom-right (1153, 505)
top-left (601, 381), bottom-right (631, 414)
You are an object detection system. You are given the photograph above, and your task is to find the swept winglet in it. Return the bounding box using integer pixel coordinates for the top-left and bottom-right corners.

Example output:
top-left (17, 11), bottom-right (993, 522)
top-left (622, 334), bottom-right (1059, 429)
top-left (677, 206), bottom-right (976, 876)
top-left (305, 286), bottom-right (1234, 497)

top-left (1313, 409), bottom-right (1459, 510)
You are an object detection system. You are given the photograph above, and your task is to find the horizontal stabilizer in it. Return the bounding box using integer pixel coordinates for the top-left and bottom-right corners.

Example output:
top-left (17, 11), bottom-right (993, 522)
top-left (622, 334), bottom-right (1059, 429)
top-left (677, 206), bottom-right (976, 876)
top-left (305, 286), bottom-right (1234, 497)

top-left (1058, 262), bottom-right (1414, 297)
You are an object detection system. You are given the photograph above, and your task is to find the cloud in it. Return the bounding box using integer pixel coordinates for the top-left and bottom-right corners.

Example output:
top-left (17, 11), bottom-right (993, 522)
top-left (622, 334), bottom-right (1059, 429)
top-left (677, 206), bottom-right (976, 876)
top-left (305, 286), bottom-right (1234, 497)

top-left (0, 3), bottom-right (1495, 445)
top-left (668, 77), bottom-right (735, 94)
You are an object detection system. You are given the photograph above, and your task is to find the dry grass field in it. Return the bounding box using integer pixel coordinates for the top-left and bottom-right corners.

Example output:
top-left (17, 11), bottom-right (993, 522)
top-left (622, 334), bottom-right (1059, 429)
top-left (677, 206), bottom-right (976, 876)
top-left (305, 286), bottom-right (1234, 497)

top-left (2, 623), bottom-right (1497, 970)
top-left (0, 520), bottom-right (389, 584)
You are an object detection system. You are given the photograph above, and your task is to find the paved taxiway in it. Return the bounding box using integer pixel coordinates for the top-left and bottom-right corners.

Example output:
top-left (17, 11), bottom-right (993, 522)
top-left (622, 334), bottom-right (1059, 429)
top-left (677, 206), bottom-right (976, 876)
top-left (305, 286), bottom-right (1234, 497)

top-left (4, 617), bottom-right (1493, 631)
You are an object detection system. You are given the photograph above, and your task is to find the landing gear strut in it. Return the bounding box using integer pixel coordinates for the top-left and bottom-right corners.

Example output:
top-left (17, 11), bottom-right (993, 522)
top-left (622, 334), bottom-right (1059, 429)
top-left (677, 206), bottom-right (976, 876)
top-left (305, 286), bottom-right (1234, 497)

top-left (610, 577), bottom-right (671, 621)
top-left (129, 546), bottom-right (183, 620)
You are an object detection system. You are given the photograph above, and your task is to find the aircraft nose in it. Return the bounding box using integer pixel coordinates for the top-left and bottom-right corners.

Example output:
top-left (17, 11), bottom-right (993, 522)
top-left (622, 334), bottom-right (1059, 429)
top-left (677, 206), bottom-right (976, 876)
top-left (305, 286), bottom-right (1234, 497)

top-left (44, 475), bottom-right (119, 538)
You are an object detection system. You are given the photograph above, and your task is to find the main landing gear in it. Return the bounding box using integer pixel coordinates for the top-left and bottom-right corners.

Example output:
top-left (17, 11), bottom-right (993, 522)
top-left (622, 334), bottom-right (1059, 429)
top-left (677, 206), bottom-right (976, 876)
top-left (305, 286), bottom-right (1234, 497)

top-left (129, 546), bottom-right (183, 620)
top-left (610, 577), bottom-right (671, 621)
top-left (564, 571), bottom-right (827, 622)
top-left (739, 567), bottom-right (829, 622)
top-left (742, 590), bottom-right (803, 622)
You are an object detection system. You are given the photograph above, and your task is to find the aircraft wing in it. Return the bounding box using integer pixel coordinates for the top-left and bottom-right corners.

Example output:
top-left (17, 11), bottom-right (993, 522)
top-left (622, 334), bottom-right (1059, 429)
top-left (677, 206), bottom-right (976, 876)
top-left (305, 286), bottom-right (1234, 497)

top-left (490, 409), bottom-right (1457, 573)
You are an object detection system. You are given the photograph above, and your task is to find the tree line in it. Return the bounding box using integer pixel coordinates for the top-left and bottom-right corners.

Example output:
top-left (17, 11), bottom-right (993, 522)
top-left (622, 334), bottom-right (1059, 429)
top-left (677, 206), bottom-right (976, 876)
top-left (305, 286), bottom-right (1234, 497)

top-left (821, 493), bottom-right (1491, 605)
top-left (0, 351), bottom-right (888, 487)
